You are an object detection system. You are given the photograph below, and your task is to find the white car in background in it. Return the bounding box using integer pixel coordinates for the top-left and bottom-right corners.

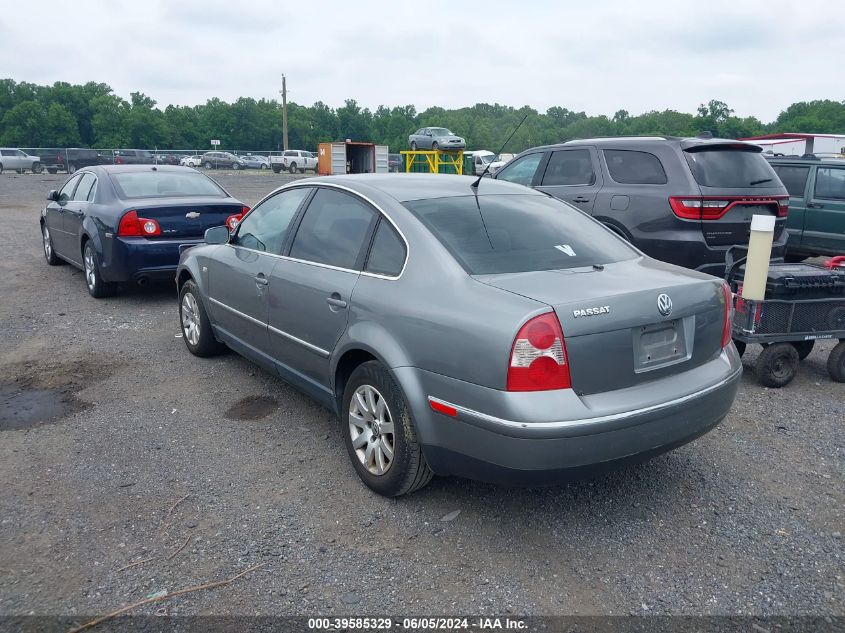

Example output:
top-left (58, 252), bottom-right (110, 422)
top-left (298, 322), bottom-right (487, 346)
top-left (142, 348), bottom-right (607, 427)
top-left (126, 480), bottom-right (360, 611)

top-left (0, 148), bottom-right (43, 174)
top-left (488, 152), bottom-right (516, 175)
top-left (270, 150), bottom-right (318, 174)
top-left (180, 155), bottom-right (202, 167)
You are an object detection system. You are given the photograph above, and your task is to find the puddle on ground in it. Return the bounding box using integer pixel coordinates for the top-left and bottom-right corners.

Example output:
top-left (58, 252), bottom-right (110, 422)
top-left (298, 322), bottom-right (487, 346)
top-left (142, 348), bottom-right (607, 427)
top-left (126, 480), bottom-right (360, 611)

top-left (225, 395), bottom-right (279, 421)
top-left (0, 383), bottom-right (80, 430)
top-left (0, 355), bottom-right (118, 431)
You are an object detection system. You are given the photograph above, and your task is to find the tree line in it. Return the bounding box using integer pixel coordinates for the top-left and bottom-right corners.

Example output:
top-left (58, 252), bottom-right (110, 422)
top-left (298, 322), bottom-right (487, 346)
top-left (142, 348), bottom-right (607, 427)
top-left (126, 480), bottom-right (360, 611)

top-left (1, 79), bottom-right (844, 153)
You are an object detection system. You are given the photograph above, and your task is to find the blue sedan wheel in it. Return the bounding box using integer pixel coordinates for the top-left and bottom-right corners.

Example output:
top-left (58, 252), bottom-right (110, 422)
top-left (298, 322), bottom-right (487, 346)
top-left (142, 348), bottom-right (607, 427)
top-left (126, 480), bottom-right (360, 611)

top-left (83, 242), bottom-right (116, 298)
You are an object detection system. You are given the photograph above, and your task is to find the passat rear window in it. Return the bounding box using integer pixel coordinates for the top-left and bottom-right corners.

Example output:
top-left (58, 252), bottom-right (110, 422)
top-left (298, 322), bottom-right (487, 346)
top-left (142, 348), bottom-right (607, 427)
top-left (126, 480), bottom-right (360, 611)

top-left (111, 171), bottom-right (226, 199)
top-left (403, 194), bottom-right (636, 275)
top-left (684, 148), bottom-right (778, 188)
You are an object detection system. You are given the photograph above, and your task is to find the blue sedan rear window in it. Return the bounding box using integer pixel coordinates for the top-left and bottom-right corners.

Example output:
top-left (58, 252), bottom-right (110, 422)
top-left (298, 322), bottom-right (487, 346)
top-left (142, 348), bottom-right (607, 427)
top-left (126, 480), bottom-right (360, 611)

top-left (403, 194), bottom-right (636, 274)
top-left (111, 171), bottom-right (226, 199)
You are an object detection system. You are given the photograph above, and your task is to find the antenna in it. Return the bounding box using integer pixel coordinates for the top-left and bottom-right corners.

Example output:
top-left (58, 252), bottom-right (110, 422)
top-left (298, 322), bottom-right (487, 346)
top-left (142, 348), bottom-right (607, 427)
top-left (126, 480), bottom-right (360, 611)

top-left (471, 113), bottom-right (528, 189)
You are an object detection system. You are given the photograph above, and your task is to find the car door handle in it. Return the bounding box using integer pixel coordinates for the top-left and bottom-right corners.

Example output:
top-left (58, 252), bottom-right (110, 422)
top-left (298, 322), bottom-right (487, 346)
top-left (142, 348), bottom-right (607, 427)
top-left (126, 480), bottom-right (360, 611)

top-left (572, 197), bottom-right (590, 203)
top-left (326, 294), bottom-right (347, 309)
top-left (806, 203), bottom-right (824, 209)
top-left (254, 274), bottom-right (269, 286)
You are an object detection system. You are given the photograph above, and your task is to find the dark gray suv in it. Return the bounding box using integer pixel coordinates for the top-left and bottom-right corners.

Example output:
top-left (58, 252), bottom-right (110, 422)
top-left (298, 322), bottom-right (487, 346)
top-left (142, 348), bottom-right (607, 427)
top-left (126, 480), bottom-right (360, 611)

top-left (495, 136), bottom-right (790, 276)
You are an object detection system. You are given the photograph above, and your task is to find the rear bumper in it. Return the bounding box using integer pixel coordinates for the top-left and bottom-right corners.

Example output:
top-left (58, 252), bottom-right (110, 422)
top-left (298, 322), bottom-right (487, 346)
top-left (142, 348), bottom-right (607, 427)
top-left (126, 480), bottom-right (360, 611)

top-left (394, 347), bottom-right (741, 483)
top-left (100, 236), bottom-right (205, 283)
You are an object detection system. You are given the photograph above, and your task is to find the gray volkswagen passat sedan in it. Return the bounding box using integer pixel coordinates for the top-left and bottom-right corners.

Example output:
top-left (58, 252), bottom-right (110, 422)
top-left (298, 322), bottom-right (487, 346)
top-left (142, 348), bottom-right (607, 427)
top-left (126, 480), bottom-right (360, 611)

top-left (176, 174), bottom-right (741, 496)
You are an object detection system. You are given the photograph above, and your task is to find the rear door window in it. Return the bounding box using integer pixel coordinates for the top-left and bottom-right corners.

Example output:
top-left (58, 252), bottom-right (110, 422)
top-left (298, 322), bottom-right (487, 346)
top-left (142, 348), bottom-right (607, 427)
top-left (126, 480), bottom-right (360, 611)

top-left (495, 153), bottom-right (544, 186)
top-left (603, 149), bottom-right (667, 184)
top-left (541, 149), bottom-right (596, 186)
top-left (365, 219), bottom-right (406, 277)
top-left (684, 148), bottom-right (778, 188)
top-left (72, 173), bottom-right (97, 202)
top-left (772, 165), bottom-right (811, 197)
top-left (289, 188), bottom-right (378, 270)
top-left (403, 194), bottom-right (636, 274)
top-left (814, 167), bottom-right (845, 200)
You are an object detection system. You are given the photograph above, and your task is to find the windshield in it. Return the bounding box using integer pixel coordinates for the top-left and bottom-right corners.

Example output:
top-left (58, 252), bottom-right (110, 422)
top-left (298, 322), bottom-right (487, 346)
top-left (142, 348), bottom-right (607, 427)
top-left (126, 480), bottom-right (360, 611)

top-left (684, 148), bottom-right (779, 188)
top-left (403, 194), bottom-right (636, 274)
top-left (111, 171), bottom-right (226, 199)
top-left (430, 128), bottom-right (452, 136)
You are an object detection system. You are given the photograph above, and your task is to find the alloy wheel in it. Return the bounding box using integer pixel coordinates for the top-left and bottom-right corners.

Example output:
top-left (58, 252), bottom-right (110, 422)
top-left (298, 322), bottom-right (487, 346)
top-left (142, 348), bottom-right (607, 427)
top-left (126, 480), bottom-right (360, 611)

top-left (348, 384), bottom-right (395, 475)
top-left (42, 226), bottom-right (52, 259)
top-left (84, 248), bottom-right (96, 289)
top-left (181, 292), bottom-right (201, 346)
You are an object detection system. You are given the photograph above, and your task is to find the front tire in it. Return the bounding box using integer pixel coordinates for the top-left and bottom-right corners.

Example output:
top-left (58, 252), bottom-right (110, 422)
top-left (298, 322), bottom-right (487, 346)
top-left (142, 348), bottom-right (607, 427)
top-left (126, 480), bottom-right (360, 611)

top-left (83, 241), bottom-right (117, 298)
top-left (756, 342), bottom-right (799, 388)
top-left (41, 223), bottom-right (62, 265)
top-left (342, 361), bottom-right (433, 497)
top-left (260, 163), bottom-right (268, 170)
top-left (431, 141), bottom-right (439, 150)
top-left (232, 162), bottom-right (240, 170)
top-left (179, 280), bottom-right (225, 357)
top-left (67, 162), bottom-right (76, 174)
top-left (32, 162), bottom-right (43, 174)
top-left (410, 141), bottom-right (417, 151)
top-left (827, 342), bottom-right (845, 383)
top-left (47, 168), bottom-right (57, 174)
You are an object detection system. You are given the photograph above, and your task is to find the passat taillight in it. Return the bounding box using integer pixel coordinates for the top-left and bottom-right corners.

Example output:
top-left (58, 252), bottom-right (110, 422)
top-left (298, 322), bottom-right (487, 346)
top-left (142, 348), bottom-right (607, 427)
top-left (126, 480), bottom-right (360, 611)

top-left (117, 210), bottom-right (161, 237)
top-left (507, 312), bottom-right (571, 392)
top-left (721, 281), bottom-right (733, 349)
top-left (669, 196), bottom-right (789, 221)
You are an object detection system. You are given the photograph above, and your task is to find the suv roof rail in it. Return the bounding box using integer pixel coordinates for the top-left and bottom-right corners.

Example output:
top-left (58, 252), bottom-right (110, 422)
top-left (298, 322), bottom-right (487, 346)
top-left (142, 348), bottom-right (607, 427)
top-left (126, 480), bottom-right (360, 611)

top-left (564, 135), bottom-right (679, 144)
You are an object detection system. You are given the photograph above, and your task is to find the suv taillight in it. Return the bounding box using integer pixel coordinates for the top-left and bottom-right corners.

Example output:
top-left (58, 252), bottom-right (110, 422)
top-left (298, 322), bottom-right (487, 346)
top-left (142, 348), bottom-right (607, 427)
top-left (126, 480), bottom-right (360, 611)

top-left (117, 210), bottom-right (161, 237)
top-left (669, 196), bottom-right (789, 220)
top-left (507, 312), bottom-right (571, 392)
top-left (721, 281), bottom-right (733, 348)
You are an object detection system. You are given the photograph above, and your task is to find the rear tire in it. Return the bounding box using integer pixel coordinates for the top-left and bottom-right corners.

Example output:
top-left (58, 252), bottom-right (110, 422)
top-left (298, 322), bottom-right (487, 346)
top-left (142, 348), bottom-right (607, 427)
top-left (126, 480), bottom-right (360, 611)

top-left (288, 161), bottom-right (297, 173)
top-left (260, 163), bottom-right (268, 170)
top-left (792, 340), bottom-right (815, 361)
top-left (342, 361), bottom-right (433, 497)
top-left (204, 161), bottom-right (213, 169)
top-left (734, 340), bottom-right (746, 358)
top-left (827, 342), bottom-right (845, 383)
top-left (272, 165), bottom-right (281, 173)
top-left (67, 162), bottom-right (76, 174)
top-left (47, 168), bottom-right (57, 174)
top-left (0, 162), bottom-right (4, 174)
top-left (179, 280), bottom-right (226, 357)
top-left (32, 162), bottom-right (43, 174)
top-left (410, 141), bottom-right (417, 151)
top-left (232, 162), bottom-right (240, 170)
top-left (83, 241), bottom-right (117, 298)
top-left (756, 342), bottom-right (799, 388)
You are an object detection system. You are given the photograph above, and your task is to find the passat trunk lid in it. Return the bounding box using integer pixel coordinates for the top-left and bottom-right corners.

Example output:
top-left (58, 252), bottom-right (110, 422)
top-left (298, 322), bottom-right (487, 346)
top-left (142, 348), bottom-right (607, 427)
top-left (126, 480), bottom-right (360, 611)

top-left (474, 258), bottom-right (726, 395)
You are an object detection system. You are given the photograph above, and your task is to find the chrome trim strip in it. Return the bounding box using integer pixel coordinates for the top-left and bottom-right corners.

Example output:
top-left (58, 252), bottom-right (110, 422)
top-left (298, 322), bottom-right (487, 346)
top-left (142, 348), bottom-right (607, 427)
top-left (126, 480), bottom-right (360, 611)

top-left (427, 367), bottom-right (743, 432)
top-left (208, 297), bottom-right (264, 327)
top-left (208, 297), bottom-right (331, 358)
top-left (268, 325), bottom-right (330, 358)
top-left (230, 181), bottom-right (409, 280)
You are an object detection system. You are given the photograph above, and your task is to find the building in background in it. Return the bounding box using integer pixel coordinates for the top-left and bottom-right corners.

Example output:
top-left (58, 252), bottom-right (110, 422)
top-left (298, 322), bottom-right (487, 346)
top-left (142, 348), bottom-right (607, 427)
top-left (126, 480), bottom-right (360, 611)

top-left (740, 133), bottom-right (845, 157)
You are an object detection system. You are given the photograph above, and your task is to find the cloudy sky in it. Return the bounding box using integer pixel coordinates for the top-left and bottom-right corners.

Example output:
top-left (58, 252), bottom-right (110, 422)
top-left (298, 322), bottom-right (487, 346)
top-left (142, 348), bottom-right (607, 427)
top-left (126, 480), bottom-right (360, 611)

top-left (2, 0), bottom-right (842, 121)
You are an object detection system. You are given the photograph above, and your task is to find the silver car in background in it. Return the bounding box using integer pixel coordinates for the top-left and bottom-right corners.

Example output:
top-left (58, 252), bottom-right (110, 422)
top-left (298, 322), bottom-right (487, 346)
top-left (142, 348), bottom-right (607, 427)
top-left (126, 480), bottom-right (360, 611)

top-left (408, 127), bottom-right (466, 151)
top-left (176, 174), bottom-right (741, 496)
top-left (0, 148), bottom-right (43, 174)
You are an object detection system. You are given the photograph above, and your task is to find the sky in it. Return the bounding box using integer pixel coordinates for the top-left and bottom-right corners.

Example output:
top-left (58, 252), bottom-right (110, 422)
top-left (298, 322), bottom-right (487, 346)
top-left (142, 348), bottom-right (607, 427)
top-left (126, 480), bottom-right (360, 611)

top-left (1, 0), bottom-right (843, 122)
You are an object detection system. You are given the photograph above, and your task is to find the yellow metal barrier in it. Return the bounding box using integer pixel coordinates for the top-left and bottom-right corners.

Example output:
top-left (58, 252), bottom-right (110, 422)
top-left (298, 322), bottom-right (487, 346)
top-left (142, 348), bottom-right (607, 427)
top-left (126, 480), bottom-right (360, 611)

top-left (400, 149), bottom-right (464, 175)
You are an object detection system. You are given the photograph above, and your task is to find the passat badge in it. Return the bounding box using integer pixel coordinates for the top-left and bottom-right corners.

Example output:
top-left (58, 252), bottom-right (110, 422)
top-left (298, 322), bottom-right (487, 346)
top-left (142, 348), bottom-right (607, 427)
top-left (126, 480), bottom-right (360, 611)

top-left (185, 211), bottom-right (201, 219)
top-left (657, 293), bottom-right (673, 317)
top-left (573, 305), bottom-right (610, 318)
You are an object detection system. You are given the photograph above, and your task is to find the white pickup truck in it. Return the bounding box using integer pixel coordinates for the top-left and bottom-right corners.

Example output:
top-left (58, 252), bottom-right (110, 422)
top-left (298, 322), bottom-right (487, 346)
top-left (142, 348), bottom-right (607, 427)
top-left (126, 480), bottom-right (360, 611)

top-left (270, 150), bottom-right (318, 174)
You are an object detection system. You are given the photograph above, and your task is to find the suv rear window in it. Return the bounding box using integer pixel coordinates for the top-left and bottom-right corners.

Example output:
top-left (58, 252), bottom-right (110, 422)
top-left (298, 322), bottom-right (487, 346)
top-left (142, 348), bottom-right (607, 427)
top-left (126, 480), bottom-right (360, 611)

top-left (684, 148), bottom-right (778, 188)
top-left (111, 171), bottom-right (226, 199)
top-left (403, 194), bottom-right (636, 275)
top-left (603, 149), bottom-right (667, 184)
top-left (771, 164), bottom-right (810, 197)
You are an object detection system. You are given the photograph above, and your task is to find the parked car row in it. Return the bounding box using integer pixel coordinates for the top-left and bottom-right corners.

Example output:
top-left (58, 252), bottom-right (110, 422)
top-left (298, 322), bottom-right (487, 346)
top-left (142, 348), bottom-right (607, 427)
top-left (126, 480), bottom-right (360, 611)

top-left (39, 161), bottom-right (746, 497)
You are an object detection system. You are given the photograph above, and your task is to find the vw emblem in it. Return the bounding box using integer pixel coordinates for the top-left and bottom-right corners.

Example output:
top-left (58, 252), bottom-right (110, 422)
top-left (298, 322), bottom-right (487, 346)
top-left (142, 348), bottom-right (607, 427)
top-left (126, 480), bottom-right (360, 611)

top-left (185, 211), bottom-right (201, 219)
top-left (657, 293), bottom-right (673, 317)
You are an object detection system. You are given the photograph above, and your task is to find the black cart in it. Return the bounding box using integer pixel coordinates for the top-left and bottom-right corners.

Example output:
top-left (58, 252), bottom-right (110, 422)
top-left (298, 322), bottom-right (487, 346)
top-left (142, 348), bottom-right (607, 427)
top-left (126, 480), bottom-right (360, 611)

top-left (727, 258), bottom-right (845, 387)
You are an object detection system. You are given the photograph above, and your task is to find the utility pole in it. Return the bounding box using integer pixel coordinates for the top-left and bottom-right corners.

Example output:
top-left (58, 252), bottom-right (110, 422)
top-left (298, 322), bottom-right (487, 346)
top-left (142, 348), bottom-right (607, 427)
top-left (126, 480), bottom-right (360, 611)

top-left (280, 74), bottom-right (289, 151)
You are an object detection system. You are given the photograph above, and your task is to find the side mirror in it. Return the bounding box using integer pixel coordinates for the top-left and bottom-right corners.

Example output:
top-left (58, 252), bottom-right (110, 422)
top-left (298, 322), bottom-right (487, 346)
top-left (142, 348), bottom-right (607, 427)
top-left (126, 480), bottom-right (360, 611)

top-left (47, 190), bottom-right (58, 202)
top-left (204, 225), bottom-right (230, 245)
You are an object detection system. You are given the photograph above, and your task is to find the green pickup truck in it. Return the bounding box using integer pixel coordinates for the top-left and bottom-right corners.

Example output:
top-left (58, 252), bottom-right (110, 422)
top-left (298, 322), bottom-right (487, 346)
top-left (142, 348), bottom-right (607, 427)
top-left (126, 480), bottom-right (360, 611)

top-left (768, 156), bottom-right (845, 260)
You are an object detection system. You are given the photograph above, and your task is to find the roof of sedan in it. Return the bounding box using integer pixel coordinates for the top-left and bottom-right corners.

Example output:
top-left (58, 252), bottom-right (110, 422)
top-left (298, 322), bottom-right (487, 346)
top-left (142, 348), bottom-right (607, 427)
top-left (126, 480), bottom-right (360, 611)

top-left (306, 173), bottom-right (542, 202)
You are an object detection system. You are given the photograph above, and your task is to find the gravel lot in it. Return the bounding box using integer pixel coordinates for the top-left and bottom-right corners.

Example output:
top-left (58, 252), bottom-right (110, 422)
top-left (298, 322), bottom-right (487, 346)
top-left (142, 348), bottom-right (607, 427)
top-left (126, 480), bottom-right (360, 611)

top-left (0, 170), bottom-right (842, 621)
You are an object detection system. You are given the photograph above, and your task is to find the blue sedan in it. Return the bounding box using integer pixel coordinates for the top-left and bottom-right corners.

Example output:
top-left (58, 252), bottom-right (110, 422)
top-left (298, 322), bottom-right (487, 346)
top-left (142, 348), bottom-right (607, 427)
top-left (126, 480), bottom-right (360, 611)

top-left (40, 165), bottom-right (248, 297)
